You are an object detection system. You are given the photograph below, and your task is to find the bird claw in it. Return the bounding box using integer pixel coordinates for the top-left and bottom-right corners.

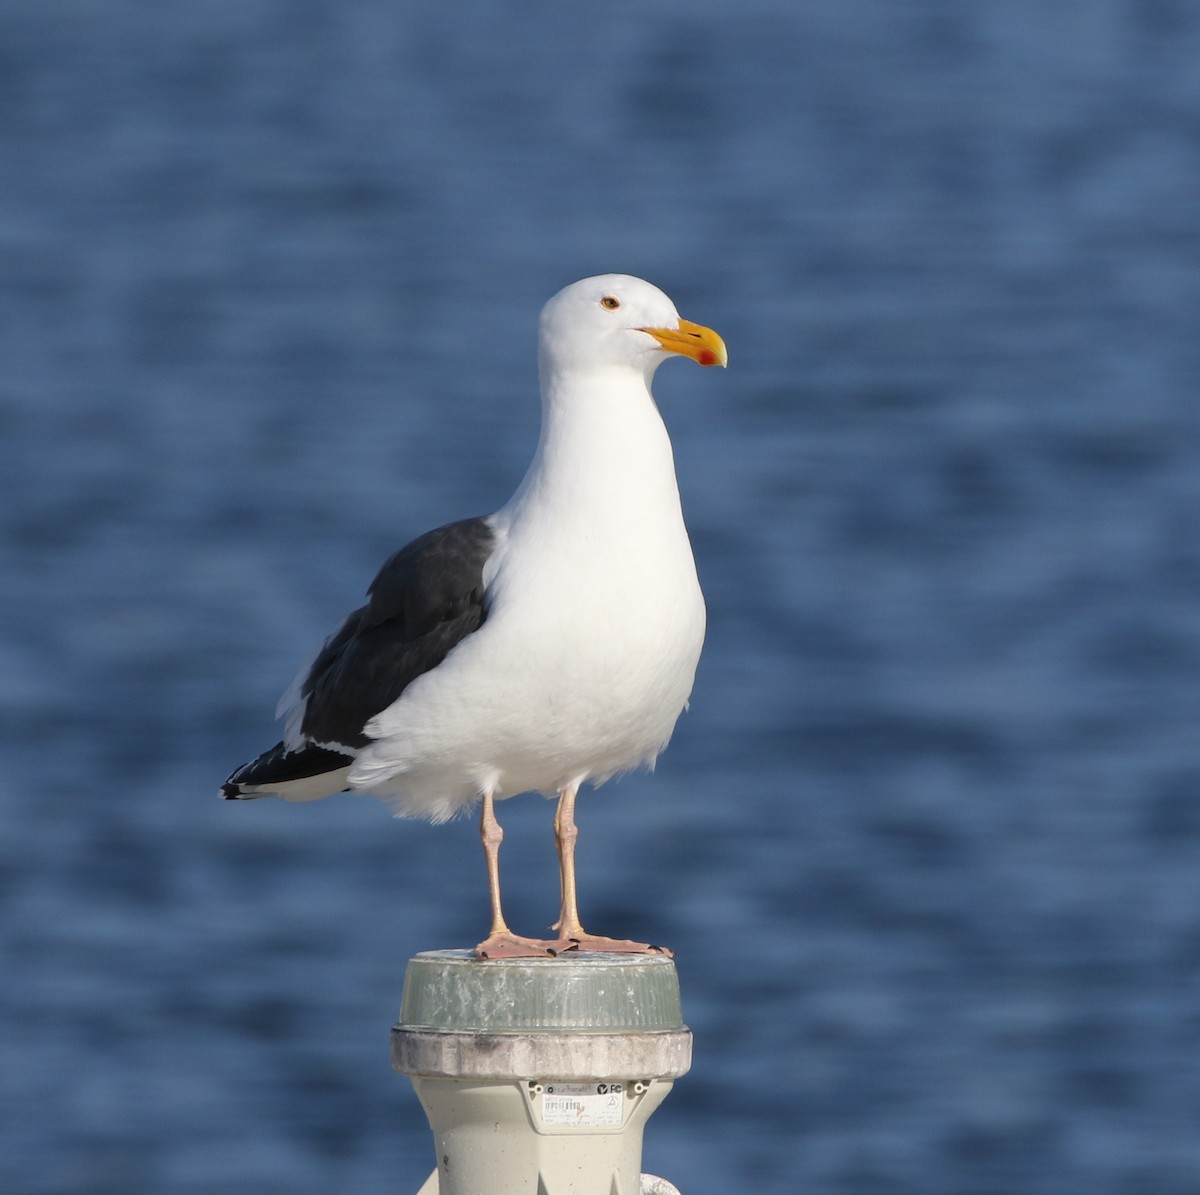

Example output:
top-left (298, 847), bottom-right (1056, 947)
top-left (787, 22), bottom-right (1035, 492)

top-left (475, 931), bottom-right (561, 960)
top-left (549, 935), bottom-right (674, 958)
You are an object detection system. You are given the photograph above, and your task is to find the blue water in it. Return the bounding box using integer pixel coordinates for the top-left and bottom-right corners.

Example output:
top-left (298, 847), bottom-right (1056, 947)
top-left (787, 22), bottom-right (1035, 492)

top-left (3, 3), bottom-right (1199, 1192)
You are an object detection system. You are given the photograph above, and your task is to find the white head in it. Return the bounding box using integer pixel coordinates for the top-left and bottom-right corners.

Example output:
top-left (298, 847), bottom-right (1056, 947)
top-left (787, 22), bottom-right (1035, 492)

top-left (538, 274), bottom-right (727, 382)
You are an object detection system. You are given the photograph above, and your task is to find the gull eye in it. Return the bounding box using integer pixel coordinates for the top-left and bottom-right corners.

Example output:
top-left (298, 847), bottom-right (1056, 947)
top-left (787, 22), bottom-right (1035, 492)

top-left (600, 296), bottom-right (620, 311)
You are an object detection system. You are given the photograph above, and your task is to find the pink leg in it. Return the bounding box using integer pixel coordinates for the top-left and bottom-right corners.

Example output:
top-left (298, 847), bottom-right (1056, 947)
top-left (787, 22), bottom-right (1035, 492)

top-left (550, 782), bottom-right (672, 957)
top-left (474, 790), bottom-right (558, 959)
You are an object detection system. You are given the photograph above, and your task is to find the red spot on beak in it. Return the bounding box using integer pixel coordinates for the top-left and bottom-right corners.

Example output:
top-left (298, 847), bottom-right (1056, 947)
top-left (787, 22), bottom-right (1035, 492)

top-left (697, 348), bottom-right (718, 367)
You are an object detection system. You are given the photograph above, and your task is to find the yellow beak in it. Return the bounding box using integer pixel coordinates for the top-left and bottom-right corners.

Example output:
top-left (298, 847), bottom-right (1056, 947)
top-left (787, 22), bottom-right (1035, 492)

top-left (640, 318), bottom-right (728, 368)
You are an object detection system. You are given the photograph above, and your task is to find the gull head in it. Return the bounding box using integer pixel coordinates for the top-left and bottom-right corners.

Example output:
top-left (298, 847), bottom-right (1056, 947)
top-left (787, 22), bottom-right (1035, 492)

top-left (538, 274), bottom-right (727, 381)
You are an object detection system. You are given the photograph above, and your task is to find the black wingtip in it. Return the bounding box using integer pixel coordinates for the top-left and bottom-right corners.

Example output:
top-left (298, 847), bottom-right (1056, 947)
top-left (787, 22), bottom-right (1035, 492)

top-left (221, 783), bottom-right (241, 799)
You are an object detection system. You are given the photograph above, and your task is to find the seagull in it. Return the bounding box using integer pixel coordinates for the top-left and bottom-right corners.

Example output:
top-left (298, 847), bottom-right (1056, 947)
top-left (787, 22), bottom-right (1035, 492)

top-left (222, 274), bottom-right (727, 958)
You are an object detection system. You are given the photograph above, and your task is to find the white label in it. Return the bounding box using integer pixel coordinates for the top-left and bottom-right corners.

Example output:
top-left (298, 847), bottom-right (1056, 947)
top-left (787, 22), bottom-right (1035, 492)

top-left (540, 1082), bottom-right (624, 1128)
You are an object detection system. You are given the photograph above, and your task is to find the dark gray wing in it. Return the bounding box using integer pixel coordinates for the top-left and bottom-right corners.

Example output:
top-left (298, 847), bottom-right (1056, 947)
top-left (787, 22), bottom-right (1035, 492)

top-left (297, 515), bottom-right (496, 749)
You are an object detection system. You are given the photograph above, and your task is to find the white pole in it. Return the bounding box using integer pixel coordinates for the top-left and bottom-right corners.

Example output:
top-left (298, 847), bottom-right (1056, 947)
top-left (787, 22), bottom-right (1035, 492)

top-left (392, 950), bottom-right (691, 1195)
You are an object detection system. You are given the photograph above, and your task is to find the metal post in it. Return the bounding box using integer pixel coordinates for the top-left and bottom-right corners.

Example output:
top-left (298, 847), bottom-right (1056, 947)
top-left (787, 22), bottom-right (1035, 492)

top-left (392, 950), bottom-right (691, 1195)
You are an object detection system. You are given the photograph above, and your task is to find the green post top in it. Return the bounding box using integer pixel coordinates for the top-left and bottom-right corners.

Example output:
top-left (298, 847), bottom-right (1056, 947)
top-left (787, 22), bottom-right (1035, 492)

top-left (397, 949), bottom-right (686, 1035)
